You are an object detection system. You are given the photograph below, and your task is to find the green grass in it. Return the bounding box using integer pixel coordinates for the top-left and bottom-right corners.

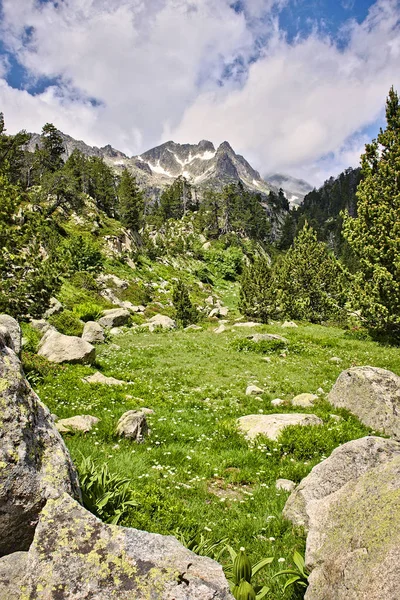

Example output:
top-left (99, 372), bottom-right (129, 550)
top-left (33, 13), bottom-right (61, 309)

top-left (29, 321), bottom-right (400, 599)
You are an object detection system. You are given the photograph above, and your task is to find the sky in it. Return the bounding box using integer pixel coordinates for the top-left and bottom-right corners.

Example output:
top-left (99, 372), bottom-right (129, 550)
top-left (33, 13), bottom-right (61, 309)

top-left (0, 0), bottom-right (399, 185)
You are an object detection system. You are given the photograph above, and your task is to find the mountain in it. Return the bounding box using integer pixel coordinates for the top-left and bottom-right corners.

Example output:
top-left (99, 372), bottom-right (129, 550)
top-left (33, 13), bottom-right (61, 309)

top-left (266, 173), bottom-right (313, 208)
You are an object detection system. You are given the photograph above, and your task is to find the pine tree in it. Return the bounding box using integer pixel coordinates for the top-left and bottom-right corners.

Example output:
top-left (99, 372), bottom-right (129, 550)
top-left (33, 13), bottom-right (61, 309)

top-left (172, 279), bottom-right (198, 327)
top-left (342, 87), bottom-right (400, 341)
top-left (35, 123), bottom-right (65, 177)
top-left (118, 168), bottom-right (144, 233)
top-left (239, 257), bottom-right (274, 323)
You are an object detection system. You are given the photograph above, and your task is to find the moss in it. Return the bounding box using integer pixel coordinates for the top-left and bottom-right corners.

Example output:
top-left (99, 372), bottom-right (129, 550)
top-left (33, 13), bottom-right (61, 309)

top-left (0, 377), bottom-right (9, 393)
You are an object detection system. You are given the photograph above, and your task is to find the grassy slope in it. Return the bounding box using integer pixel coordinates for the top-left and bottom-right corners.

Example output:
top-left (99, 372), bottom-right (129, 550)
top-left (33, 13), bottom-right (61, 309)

top-left (31, 317), bottom-right (400, 599)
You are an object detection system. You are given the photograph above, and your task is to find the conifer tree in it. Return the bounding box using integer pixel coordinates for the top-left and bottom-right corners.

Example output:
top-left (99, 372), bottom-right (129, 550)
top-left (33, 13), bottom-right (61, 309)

top-left (172, 279), bottom-right (198, 327)
top-left (342, 87), bottom-right (400, 341)
top-left (118, 168), bottom-right (144, 233)
top-left (239, 257), bottom-right (274, 323)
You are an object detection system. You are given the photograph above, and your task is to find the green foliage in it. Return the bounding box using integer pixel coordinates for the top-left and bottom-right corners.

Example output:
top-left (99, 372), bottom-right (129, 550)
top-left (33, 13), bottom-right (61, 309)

top-left (342, 87), bottom-right (400, 342)
top-left (157, 176), bottom-right (196, 221)
top-left (271, 551), bottom-right (309, 592)
top-left (48, 310), bottom-right (84, 336)
top-left (20, 323), bottom-right (42, 354)
top-left (172, 279), bottom-right (198, 327)
top-left (72, 302), bottom-right (104, 322)
top-left (34, 123), bottom-right (65, 177)
top-left (87, 156), bottom-right (118, 217)
top-left (77, 456), bottom-right (137, 525)
top-left (204, 246), bottom-right (243, 280)
top-left (225, 546), bottom-right (272, 600)
top-left (118, 168), bottom-right (145, 233)
top-left (239, 257), bottom-right (273, 323)
top-left (0, 112), bottom-right (31, 185)
top-left (59, 234), bottom-right (103, 273)
top-left (174, 528), bottom-right (228, 561)
top-left (70, 271), bottom-right (100, 292)
top-left (232, 338), bottom-right (287, 355)
top-left (22, 351), bottom-right (64, 386)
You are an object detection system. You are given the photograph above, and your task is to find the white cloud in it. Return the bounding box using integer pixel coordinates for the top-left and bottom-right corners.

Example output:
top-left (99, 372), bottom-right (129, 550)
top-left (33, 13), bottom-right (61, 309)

top-left (0, 0), bottom-right (399, 184)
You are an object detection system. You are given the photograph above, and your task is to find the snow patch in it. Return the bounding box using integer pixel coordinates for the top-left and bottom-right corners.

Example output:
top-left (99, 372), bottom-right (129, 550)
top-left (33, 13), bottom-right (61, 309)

top-left (148, 160), bottom-right (174, 177)
top-left (167, 148), bottom-right (216, 167)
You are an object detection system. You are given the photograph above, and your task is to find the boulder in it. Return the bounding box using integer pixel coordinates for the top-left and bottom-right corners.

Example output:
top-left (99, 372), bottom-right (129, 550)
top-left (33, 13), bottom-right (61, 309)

top-left (0, 493), bottom-right (233, 599)
top-left (83, 372), bottom-right (126, 386)
top-left (0, 314), bottom-right (21, 355)
top-left (0, 335), bottom-right (81, 556)
top-left (147, 314), bottom-right (177, 331)
top-left (328, 366), bottom-right (400, 439)
top-left (245, 385), bottom-right (264, 396)
top-left (97, 273), bottom-right (129, 289)
top-left (283, 436), bottom-right (400, 529)
top-left (291, 393), bottom-right (318, 407)
top-left (237, 413), bottom-right (323, 441)
top-left (38, 331), bottom-right (96, 365)
top-left (44, 297), bottom-right (63, 318)
top-left (0, 552), bottom-right (28, 598)
top-left (29, 319), bottom-right (55, 335)
top-left (185, 324), bottom-right (202, 331)
top-left (82, 321), bottom-right (105, 344)
top-left (116, 410), bottom-right (150, 442)
top-left (247, 333), bottom-right (288, 343)
top-left (209, 306), bottom-right (229, 318)
top-left (271, 398), bottom-right (284, 406)
top-left (282, 437), bottom-right (400, 600)
top-left (98, 308), bottom-right (131, 328)
top-left (56, 415), bottom-right (100, 434)
top-left (276, 479), bottom-right (296, 492)
top-left (214, 324), bottom-right (226, 334)
top-left (282, 321), bottom-right (298, 328)
top-left (233, 322), bottom-right (262, 328)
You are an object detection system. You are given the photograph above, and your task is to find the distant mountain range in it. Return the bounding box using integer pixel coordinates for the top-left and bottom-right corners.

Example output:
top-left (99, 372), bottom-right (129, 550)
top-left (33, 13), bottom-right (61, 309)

top-left (28, 132), bottom-right (312, 207)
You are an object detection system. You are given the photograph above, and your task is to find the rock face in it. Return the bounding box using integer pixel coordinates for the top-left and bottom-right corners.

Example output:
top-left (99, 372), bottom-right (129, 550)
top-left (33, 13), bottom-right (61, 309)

top-left (98, 308), bottom-right (131, 328)
top-left (0, 314), bottom-right (21, 355)
top-left (237, 413), bottom-right (323, 441)
top-left (328, 366), bottom-right (400, 439)
top-left (116, 410), bottom-right (150, 441)
top-left (82, 321), bottom-right (105, 344)
top-left (0, 334), bottom-right (81, 556)
top-left (38, 331), bottom-right (96, 364)
top-left (282, 437), bottom-right (400, 600)
top-left (30, 319), bottom-right (55, 334)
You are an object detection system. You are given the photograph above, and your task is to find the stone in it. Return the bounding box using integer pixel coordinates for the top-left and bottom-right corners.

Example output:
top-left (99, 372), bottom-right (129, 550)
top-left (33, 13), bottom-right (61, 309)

top-left (97, 273), bottom-right (129, 289)
top-left (219, 306), bottom-right (229, 317)
top-left (209, 308), bottom-right (220, 318)
top-left (185, 324), bottom-right (202, 331)
top-left (271, 398), bottom-right (284, 406)
top-left (38, 330), bottom-right (96, 364)
top-left (205, 295), bottom-right (214, 305)
top-left (1, 493), bottom-right (232, 599)
top-left (83, 372), bottom-right (126, 386)
top-left (98, 308), bottom-right (131, 328)
top-left (328, 366), bottom-right (400, 439)
top-left (44, 297), bottom-right (63, 318)
top-left (0, 314), bottom-right (21, 355)
top-left (209, 306), bottom-right (229, 318)
top-left (82, 320), bottom-right (105, 344)
top-left (0, 552), bottom-right (28, 598)
top-left (29, 319), bottom-right (55, 335)
top-left (214, 324), bottom-right (226, 334)
top-left (0, 337), bottom-right (81, 556)
top-left (233, 322), bottom-right (262, 328)
top-left (282, 321), bottom-right (298, 328)
top-left (116, 410), bottom-right (150, 442)
top-left (248, 333), bottom-right (288, 343)
top-left (262, 356), bottom-right (272, 363)
top-left (110, 327), bottom-right (123, 336)
top-left (147, 314), bottom-right (177, 331)
top-left (276, 479), bottom-right (296, 492)
top-left (56, 415), bottom-right (99, 433)
top-left (329, 356), bottom-right (342, 363)
top-left (246, 385), bottom-right (264, 396)
top-left (291, 393), bottom-right (318, 407)
top-left (238, 413), bottom-right (323, 441)
top-left (282, 437), bottom-right (400, 600)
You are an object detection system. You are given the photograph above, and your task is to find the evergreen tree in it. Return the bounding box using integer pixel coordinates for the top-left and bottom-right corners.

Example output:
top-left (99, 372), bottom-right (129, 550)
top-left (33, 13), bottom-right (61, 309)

top-left (342, 87), bottom-right (400, 340)
top-left (87, 156), bottom-right (117, 217)
top-left (118, 168), bottom-right (144, 233)
top-left (172, 279), bottom-right (198, 327)
top-left (0, 113), bottom-right (31, 185)
top-left (239, 257), bottom-right (274, 323)
top-left (34, 123), bottom-right (65, 177)
top-left (158, 176), bottom-right (193, 221)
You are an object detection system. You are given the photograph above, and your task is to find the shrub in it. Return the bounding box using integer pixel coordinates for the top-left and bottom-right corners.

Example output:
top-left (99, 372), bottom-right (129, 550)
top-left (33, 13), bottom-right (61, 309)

top-left (70, 271), bottom-right (99, 292)
top-left (60, 234), bottom-right (103, 273)
top-left (22, 351), bottom-right (64, 385)
top-left (232, 338), bottom-right (287, 355)
top-left (172, 279), bottom-right (199, 327)
top-left (48, 310), bottom-right (84, 336)
top-left (204, 246), bottom-right (243, 280)
top-left (73, 302), bottom-right (104, 322)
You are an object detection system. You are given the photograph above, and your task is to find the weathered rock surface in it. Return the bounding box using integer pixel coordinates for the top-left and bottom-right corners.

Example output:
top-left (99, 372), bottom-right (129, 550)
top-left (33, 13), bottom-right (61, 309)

top-left (116, 410), bottom-right (150, 441)
top-left (82, 321), bottom-right (105, 344)
top-left (38, 331), bottom-right (96, 364)
top-left (97, 273), bottom-right (129, 289)
top-left (291, 393), bottom-right (318, 407)
top-left (284, 438), bottom-right (400, 600)
top-left (0, 334), bottom-right (81, 556)
top-left (0, 314), bottom-right (21, 355)
top-left (0, 551), bottom-right (28, 597)
top-left (282, 321), bottom-right (298, 328)
top-left (147, 314), bottom-right (177, 331)
top-left (233, 322), bottom-right (262, 328)
top-left (0, 493), bottom-right (233, 600)
top-left (83, 371), bottom-right (126, 386)
top-left (29, 319), bottom-right (55, 335)
top-left (185, 324), bottom-right (202, 331)
top-left (44, 297), bottom-right (63, 318)
top-left (98, 308), bottom-right (131, 328)
top-left (245, 385), bottom-right (264, 396)
top-left (214, 324), bottom-right (226, 334)
top-left (276, 479), bottom-right (296, 492)
top-left (56, 415), bottom-right (100, 434)
top-left (328, 366), bottom-right (400, 438)
top-left (237, 413), bottom-right (323, 441)
top-left (248, 333), bottom-right (288, 343)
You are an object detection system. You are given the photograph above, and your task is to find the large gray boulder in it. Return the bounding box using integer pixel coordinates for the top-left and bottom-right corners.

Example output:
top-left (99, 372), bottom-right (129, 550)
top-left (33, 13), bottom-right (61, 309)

top-left (82, 321), bottom-right (105, 344)
top-left (237, 413), bottom-right (323, 441)
top-left (0, 314), bottom-right (21, 355)
top-left (0, 493), bottom-right (233, 599)
top-left (98, 308), bottom-right (131, 328)
top-left (147, 314), bottom-right (177, 331)
top-left (328, 366), bottom-right (400, 439)
top-left (292, 440), bottom-right (400, 600)
top-left (38, 330), bottom-right (96, 364)
top-left (0, 333), bottom-right (81, 556)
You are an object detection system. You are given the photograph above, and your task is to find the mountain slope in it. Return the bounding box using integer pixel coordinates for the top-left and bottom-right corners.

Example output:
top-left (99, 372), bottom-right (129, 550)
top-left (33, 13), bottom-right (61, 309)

top-left (266, 173), bottom-right (313, 207)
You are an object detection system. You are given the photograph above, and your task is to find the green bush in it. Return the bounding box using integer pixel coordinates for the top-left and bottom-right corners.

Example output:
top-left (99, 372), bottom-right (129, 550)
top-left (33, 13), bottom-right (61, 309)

top-left (204, 247), bottom-right (243, 280)
top-left (70, 271), bottom-right (99, 292)
top-left (239, 257), bottom-right (273, 323)
top-left (20, 323), bottom-right (42, 353)
top-left (60, 234), bottom-right (103, 273)
top-left (73, 302), bottom-right (104, 322)
top-left (48, 310), bottom-right (84, 336)
top-left (22, 351), bottom-right (64, 385)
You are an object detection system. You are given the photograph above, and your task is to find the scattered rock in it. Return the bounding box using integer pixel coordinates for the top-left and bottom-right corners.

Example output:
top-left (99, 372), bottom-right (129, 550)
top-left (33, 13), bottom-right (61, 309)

top-left (262, 356), bottom-right (272, 363)
top-left (282, 321), bottom-right (298, 328)
top-left (233, 322), bottom-right (262, 328)
top-left (0, 314), bottom-right (21, 355)
top-left (246, 385), bottom-right (264, 396)
top-left (83, 372), bottom-right (127, 386)
top-left (276, 479), bottom-right (296, 492)
top-left (247, 333), bottom-right (288, 343)
top-left (82, 321), bottom-right (105, 344)
top-left (29, 319), bottom-right (55, 335)
top-left (271, 398), bottom-right (284, 406)
top-left (209, 306), bottom-right (229, 318)
top-left (185, 324), bottom-right (202, 331)
top-left (205, 295), bottom-right (214, 305)
top-left (38, 331), bottom-right (96, 364)
top-left (329, 414), bottom-right (342, 422)
top-left (214, 324), bottom-right (226, 334)
top-left (147, 314), bottom-right (177, 331)
top-left (110, 326), bottom-right (123, 336)
top-left (0, 336), bottom-right (81, 556)
top-left (283, 437), bottom-right (400, 600)
top-left (44, 297), bottom-right (63, 318)
top-left (328, 366), bottom-right (400, 439)
top-left (56, 415), bottom-right (100, 434)
top-left (98, 308), bottom-right (131, 328)
top-left (97, 274), bottom-right (129, 289)
top-left (316, 387), bottom-right (325, 395)
top-left (209, 308), bottom-right (220, 318)
top-left (116, 410), bottom-right (150, 442)
top-left (291, 393), bottom-right (318, 407)
top-left (237, 413), bottom-right (323, 441)
top-left (329, 356), bottom-right (342, 363)
top-left (202, 241), bottom-right (212, 250)
top-left (0, 493), bottom-right (232, 599)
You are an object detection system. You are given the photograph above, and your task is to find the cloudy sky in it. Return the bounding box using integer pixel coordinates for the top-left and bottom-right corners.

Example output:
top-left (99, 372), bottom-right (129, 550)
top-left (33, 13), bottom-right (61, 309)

top-left (0, 0), bottom-right (399, 184)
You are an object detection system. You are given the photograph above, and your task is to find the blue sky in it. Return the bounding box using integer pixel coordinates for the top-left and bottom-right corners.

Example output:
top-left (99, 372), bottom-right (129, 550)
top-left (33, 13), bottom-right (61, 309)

top-left (0, 0), bottom-right (398, 184)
